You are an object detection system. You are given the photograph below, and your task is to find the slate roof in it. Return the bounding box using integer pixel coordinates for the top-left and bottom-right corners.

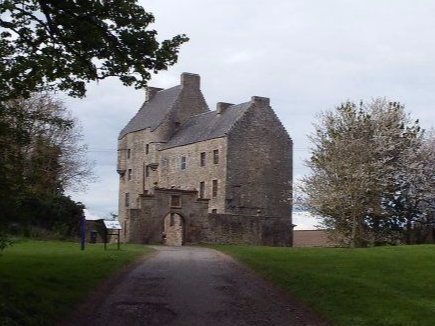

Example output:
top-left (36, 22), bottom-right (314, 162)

top-left (161, 102), bottom-right (251, 149)
top-left (119, 86), bottom-right (181, 139)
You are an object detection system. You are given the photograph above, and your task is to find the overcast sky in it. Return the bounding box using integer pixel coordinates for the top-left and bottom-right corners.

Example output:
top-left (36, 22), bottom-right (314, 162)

top-left (65, 0), bottom-right (435, 220)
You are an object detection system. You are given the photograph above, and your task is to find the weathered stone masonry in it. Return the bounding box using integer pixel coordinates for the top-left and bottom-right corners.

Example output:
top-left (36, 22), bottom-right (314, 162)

top-left (118, 73), bottom-right (293, 246)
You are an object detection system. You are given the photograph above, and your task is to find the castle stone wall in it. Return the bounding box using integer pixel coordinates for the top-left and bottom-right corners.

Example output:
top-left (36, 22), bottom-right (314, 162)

top-left (202, 214), bottom-right (292, 246)
top-left (126, 188), bottom-right (210, 244)
top-left (158, 138), bottom-right (227, 213)
top-left (226, 97), bottom-right (293, 220)
top-left (118, 127), bottom-right (157, 238)
top-left (125, 189), bottom-right (292, 246)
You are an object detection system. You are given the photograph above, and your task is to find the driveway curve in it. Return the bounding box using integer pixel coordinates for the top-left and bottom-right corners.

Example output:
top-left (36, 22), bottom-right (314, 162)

top-left (62, 246), bottom-right (330, 326)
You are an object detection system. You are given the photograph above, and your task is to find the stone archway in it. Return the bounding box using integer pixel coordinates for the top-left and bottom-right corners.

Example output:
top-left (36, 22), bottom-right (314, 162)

top-left (163, 212), bottom-right (184, 246)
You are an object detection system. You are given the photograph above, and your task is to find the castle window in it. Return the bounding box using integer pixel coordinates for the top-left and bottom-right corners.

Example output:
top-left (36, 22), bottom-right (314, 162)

top-left (171, 195), bottom-right (181, 208)
top-left (212, 180), bottom-right (218, 197)
top-left (200, 152), bottom-right (206, 167)
top-left (125, 193), bottom-right (130, 207)
top-left (180, 156), bottom-right (187, 170)
top-left (127, 149), bottom-right (131, 159)
top-left (199, 182), bottom-right (205, 198)
top-left (211, 209), bottom-right (217, 214)
top-left (145, 144), bottom-right (149, 154)
top-left (128, 169), bottom-right (132, 180)
top-left (213, 149), bottom-right (219, 164)
top-left (170, 213), bottom-right (175, 226)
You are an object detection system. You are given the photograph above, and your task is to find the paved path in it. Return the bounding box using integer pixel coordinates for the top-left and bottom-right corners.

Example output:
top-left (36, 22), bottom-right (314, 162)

top-left (64, 246), bottom-right (329, 326)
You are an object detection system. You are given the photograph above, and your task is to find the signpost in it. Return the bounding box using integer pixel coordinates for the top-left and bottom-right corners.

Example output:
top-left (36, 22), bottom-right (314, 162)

top-left (103, 220), bottom-right (122, 250)
top-left (80, 213), bottom-right (85, 251)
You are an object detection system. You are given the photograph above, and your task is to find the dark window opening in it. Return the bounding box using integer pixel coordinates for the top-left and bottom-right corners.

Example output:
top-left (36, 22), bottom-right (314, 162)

top-left (213, 149), bottom-right (219, 164)
top-left (170, 213), bottom-right (175, 226)
top-left (171, 195), bottom-right (181, 208)
top-left (211, 209), bottom-right (217, 213)
top-left (127, 149), bottom-right (131, 159)
top-left (125, 193), bottom-right (130, 207)
top-left (128, 169), bottom-right (132, 180)
top-left (180, 156), bottom-right (186, 170)
top-left (145, 144), bottom-right (149, 154)
top-left (212, 180), bottom-right (218, 197)
top-left (200, 152), bottom-right (206, 167)
top-left (199, 181), bottom-right (205, 198)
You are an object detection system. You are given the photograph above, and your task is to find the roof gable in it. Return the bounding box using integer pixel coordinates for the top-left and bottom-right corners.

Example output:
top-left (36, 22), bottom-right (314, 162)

top-left (161, 102), bottom-right (251, 149)
top-left (119, 86), bottom-right (181, 139)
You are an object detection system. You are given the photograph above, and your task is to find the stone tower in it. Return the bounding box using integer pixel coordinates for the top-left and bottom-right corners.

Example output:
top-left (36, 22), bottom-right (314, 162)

top-left (117, 73), bottom-right (293, 246)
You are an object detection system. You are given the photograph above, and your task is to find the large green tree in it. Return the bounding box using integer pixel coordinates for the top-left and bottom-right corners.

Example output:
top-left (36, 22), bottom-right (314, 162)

top-left (0, 1), bottom-right (186, 242)
top-left (0, 0), bottom-right (188, 100)
top-left (1, 93), bottom-right (94, 235)
top-left (302, 99), bottom-right (433, 247)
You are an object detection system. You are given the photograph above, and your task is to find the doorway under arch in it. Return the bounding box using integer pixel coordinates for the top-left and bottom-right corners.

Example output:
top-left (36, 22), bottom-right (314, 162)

top-left (163, 212), bottom-right (184, 246)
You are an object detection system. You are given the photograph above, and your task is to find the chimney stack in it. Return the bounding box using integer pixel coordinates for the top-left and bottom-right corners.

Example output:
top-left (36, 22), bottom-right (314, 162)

top-left (251, 96), bottom-right (270, 106)
top-left (216, 102), bottom-right (233, 115)
top-left (180, 72), bottom-right (200, 89)
top-left (146, 87), bottom-right (163, 102)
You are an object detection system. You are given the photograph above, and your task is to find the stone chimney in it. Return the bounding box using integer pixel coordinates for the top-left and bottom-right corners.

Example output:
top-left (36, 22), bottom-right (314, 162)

top-left (251, 96), bottom-right (270, 106)
top-left (216, 102), bottom-right (233, 115)
top-left (146, 87), bottom-right (163, 102)
top-left (180, 72), bottom-right (200, 89)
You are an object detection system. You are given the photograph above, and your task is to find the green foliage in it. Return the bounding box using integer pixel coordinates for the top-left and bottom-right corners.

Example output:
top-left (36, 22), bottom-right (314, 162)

top-left (0, 239), bottom-right (151, 326)
top-left (0, 233), bottom-right (13, 253)
top-left (1, 0), bottom-right (184, 235)
top-left (214, 244), bottom-right (435, 326)
top-left (17, 194), bottom-right (85, 238)
top-left (0, 101), bottom-right (29, 225)
top-left (0, 0), bottom-right (188, 100)
top-left (0, 93), bottom-right (92, 236)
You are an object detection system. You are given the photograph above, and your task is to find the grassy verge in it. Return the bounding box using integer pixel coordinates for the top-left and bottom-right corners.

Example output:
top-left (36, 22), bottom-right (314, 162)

top-left (212, 244), bottom-right (435, 326)
top-left (0, 239), bottom-right (151, 326)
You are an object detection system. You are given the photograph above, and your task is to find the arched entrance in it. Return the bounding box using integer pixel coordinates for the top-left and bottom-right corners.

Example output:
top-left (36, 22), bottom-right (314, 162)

top-left (163, 212), bottom-right (184, 246)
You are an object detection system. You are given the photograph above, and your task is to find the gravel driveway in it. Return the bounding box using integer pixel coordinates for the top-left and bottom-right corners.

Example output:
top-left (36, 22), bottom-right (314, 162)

top-left (61, 246), bottom-right (330, 326)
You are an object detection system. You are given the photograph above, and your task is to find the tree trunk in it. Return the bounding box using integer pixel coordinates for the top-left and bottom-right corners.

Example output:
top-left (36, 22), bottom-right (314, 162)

top-left (373, 217), bottom-right (381, 246)
top-left (350, 215), bottom-right (357, 248)
top-left (405, 218), bottom-right (412, 245)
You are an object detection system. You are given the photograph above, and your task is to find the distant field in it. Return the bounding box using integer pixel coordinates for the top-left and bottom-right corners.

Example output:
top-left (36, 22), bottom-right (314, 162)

top-left (213, 244), bottom-right (435, 326)
top-left (0, 239), bottom-right (150, 326)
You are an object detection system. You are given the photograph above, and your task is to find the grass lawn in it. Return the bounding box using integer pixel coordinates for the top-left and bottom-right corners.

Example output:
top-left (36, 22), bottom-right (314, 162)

top-left (213, 244), bottom-right (435, 326)
top-left (0, 239), bottom-right (151, 326)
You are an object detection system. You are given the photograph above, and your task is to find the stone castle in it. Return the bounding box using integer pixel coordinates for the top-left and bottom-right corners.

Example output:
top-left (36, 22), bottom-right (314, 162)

top-left (117, 73), bottom-right (293, 246)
